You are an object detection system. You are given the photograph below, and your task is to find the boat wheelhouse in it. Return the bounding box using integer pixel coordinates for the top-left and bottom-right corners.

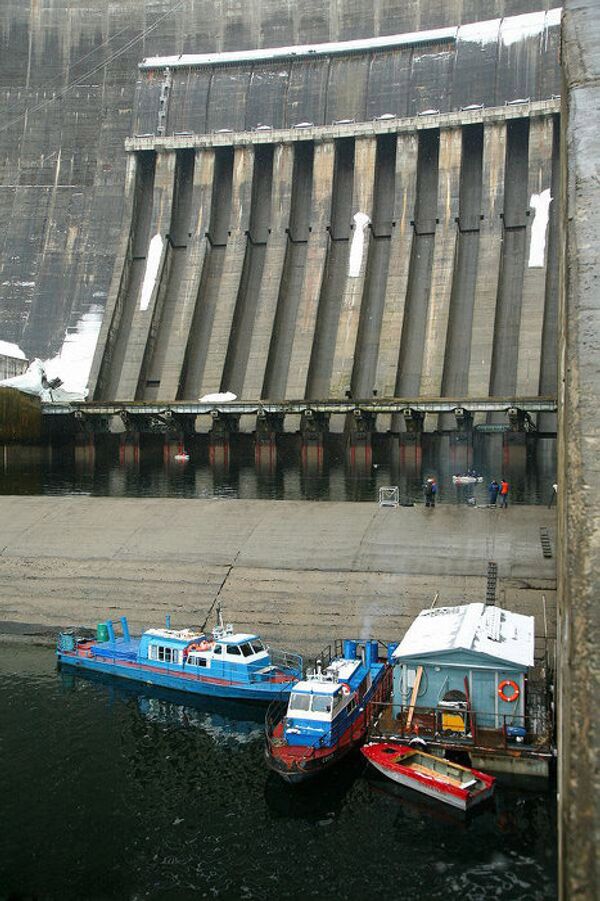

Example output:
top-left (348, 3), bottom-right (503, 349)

top-left (265, 639), bottom-right (392, 783)
top-left (57, 609), bottom-right (302, 702)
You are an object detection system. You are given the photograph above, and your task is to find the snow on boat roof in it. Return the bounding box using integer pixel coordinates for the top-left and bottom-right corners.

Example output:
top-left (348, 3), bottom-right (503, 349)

top-left (140, 9), bottom-right (561, 71)
top-left (217, 633), bottom-right (259, 644)
top-left (145, 627), bottom-right (204, 643)
top-left (392, 603), bottom-right (534, 668)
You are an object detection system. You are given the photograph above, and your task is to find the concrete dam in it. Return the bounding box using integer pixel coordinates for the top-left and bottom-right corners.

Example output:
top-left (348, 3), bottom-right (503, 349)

top-left (87, 10), bottom-right (561, 439)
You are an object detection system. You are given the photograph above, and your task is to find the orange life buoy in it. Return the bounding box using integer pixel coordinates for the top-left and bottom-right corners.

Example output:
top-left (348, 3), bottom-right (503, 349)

top-left (340, 682), bottom-right (352, 696)
top-left (498, 679), bottom-right (520, 703)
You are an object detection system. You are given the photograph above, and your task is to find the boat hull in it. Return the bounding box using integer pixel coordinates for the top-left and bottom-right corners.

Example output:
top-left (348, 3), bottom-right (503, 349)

top-left (366, 757), bottom-right (493, 811)
top-left (265, 729), bottom-right (362, 783)
top-left (57, 653), bottom-right (296, 703)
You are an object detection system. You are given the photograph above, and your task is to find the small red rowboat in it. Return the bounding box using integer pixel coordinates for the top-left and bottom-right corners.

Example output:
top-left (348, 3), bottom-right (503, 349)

top-left (362, 742), bottom-right (495, 811)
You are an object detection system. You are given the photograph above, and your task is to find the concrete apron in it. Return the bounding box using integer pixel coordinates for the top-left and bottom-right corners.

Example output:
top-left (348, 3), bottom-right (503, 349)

top-left (0, 497), bottom-right (556, 658)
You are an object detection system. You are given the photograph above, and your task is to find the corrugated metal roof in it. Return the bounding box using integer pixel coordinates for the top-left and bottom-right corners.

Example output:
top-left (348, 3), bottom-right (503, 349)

top-left (392, 603), bottom-right (534, 667)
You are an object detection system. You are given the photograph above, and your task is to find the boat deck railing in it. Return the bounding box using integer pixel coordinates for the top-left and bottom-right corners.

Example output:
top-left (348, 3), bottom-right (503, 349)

top-left (366, 701), bottom-right (554, 757)
top-left (268, 647), bottom-right (303, 678)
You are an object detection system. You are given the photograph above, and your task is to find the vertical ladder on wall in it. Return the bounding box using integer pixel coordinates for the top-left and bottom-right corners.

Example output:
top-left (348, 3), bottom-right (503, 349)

top-left (157, 67), bottom-right (172, 137)
top-left (485, 561), bottom-right (498, 606)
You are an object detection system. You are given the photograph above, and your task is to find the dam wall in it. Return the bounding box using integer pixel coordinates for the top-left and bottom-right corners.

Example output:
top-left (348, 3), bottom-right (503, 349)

top-left (0, 2), bottom-right (560, 408)
top-left (89, 10), bottom-right (561, 420)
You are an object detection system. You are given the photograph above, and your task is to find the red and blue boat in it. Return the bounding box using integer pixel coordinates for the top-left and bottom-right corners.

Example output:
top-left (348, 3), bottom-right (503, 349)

top-left (56, 607), bottom-right (302, 702)
top-left (265, 639), bottom-right (392, 783)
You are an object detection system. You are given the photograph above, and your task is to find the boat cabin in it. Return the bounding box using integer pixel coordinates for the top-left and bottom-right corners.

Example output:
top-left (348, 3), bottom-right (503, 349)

top-left (283, 640), bottom-right (381, 747)
top-left (391, 603), bottom-right (534, 732)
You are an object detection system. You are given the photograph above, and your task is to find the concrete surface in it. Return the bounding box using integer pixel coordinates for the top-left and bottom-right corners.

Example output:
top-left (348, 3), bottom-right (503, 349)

top-left (0, 497), bottom-right (555, 658)
top-left (560, 2), bottom-right (600, 898)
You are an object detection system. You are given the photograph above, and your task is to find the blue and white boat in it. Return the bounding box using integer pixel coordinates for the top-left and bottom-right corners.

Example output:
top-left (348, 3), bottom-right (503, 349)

top-left (265, 639), bottom-right (392, 783)
top-left (57, 608), bottom-right (302, 702)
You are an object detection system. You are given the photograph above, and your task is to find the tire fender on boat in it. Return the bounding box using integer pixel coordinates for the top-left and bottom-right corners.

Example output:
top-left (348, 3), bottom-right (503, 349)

top-left (498, 679), bottom-right (520, 703)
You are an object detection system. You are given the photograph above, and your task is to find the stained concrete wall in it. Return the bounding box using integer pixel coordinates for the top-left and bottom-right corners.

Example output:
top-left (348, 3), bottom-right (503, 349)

top-left (560, 2), bottom-right (600, 898)
top-left (0, 1), bottom-right (557, 365)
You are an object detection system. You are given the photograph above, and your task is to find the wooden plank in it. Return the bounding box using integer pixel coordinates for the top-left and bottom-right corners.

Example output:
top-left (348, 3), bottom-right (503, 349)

top-left (406, 664), bottom-right (423, 730)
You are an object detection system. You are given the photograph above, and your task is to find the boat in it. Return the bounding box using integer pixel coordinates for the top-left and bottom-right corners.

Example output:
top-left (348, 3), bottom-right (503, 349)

top-left (452, 474), bottom-right (483, 485)
top-left (265, 639), bottom-right (392, 783)
top-left (361, 741), bottom-right (495, 811)
top-left (57, 607), bottom-right (302, 703)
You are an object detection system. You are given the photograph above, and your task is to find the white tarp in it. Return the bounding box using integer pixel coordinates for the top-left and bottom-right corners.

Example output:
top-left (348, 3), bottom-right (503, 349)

top-left (0, 358), bottom-right (87, 401)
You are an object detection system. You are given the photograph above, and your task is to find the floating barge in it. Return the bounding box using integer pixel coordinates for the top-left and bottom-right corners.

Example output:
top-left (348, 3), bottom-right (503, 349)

top-left (57, 610), bottom-right (302, 703)
top-left (367, 603), bottom-right (554, 779)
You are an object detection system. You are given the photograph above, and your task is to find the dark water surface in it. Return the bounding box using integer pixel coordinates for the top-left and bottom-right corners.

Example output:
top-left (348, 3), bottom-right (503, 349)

top-left (1, 646), bottom-right (557, 900)
top-left (0, 434), bottom-right (556, 504)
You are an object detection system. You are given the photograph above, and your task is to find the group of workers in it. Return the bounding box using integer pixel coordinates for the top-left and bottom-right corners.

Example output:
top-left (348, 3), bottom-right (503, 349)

top-left (488, 478), bottom-right (510, 507)
top-left (423, 477), bottom-right (511, 507)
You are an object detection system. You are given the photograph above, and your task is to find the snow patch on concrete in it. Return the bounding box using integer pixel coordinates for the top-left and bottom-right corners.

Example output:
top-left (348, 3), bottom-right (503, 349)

top-left (199, 391), bottom-right (237, 403)
top-left (348, 212), bottom-right (370, 278)
top-left (140, 234), bottom-right (164, 311)
top-left (501, 9), bottom-right (560, 47)
top-left (529, 188), bottom-right (552, 267)
top-left (0, 340), bottom-right (27, 360)
top-left (43, 305), bottom-right (104, 396)
top-left (458, 18), bottom-right (501, 47)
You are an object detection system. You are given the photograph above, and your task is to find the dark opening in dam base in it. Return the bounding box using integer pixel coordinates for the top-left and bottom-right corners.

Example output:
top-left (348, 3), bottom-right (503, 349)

top-left (0, 645), bottom-right (557, 901)
top-left (1, 433), bottom-right (556, 505)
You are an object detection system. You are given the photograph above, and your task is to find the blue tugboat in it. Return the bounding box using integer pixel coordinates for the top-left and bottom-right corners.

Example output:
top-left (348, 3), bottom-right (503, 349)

top-left (57, 607), bottom-right (302, 702)
top-left (265, 639), bottom-right (392, 783)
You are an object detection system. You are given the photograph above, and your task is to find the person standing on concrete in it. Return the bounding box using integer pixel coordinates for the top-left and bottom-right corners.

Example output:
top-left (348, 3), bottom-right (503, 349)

top-left (424, 478), bottom-right (437, 508)
top-left (499, 479), bottom-right (509, 508)
top-left (489, 480), bottom-right (500, 506)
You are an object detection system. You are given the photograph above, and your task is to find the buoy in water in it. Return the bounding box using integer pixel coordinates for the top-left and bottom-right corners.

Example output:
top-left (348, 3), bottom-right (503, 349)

top-left (174, 444), bottom-right (190, 462)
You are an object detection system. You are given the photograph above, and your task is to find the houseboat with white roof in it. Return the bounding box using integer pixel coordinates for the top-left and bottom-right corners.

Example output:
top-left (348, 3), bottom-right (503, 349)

top-left (265, 639), bottom-right (392, 783)
top-left (367, 602), bottom-right (554, 778)
top-left (57, 608), bottom-right (302, 702)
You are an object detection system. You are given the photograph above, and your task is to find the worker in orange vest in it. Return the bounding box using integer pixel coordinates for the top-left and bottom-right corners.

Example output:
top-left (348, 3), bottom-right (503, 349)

top-left (499, 479), bottom-right (509, 508)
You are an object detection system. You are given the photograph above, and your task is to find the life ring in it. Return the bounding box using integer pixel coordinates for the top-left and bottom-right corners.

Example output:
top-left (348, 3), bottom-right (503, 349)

top-left (498, 679), bottom-right (520, 703)
top-left (340, 682), bottom-right (352, 696)
top-left (198, 640), bottom-right (212, 652)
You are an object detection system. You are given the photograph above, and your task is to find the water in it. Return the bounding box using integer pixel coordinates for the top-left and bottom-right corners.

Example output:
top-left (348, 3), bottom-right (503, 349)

top-left (0, 434), bottom-right (556, 504)
top-left (0, 645), bottom-right (557, 900)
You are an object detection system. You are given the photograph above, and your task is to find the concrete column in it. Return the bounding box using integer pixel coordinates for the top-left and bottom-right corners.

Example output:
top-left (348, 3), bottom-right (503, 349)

top-left (88, 153), bottom-right (138, 399)
top-left (158, 148), bottom-right (216, 399)
top-left (420, 127), bottom-right (462, 400)
top-left (115, 151), bottom-right (177, 399)
top-left (329, 136), bottom-right (377, 398)
top-left (374, 132), bottom-right (418, 400)
top-left (516, 115), bottom-right (555, 396)
top-left (468, 122), bottom-right (507, 419)
top-left (559, 3), bottom-right (600, 897)
top-left (241, 143), bottom-right (294, 399)
top-left (199, 145), bottom-right (254, 396)
top-left (285, 141), bottom-right (335, 399)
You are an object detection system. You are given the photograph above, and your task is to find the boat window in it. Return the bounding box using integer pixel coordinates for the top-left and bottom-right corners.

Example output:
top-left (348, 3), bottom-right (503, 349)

top-left (251, 640), bottom-right (265, 654)
top-left (188, 655), bottom-right (207, 668)
top-left (213, 644), bottom-right (222, 655)
top-left (148, 645), bottom-right (157, 660)
top-left (239, 642), bottom-right (253, 657)
top-left (227, 645), bottom-right (241, 656)
top-left (158, 646), bottom-right (165, 662)
top-left (289, 693), bottom-right (311, 712)
top-left (164, 647), bottom-right (172, 663)
top-left (311, 695), bottom-right (333, 714)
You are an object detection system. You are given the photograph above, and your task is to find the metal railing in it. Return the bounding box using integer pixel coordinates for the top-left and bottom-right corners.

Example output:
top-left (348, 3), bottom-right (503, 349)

top-left (267, 647), bottom-right (303, 679)
top-left (367, 700), bottom-right (554, 754)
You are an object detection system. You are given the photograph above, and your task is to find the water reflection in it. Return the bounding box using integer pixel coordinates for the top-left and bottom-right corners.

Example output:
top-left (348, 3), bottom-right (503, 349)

top-left (0, 646), bottom-right (557, 901)
top-left (0, 433), bottom-right (557, 504)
